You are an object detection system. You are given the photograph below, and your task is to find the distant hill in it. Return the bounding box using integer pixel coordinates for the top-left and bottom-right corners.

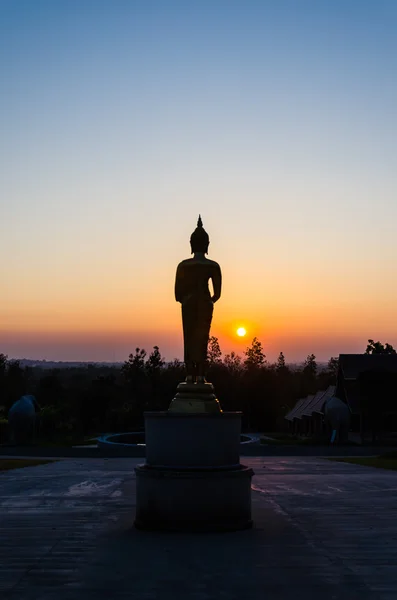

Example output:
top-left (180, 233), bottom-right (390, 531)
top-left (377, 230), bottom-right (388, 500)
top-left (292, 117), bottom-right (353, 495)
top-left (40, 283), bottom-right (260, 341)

top-left (17, 359), bottom-right (124, 369)
top-left (14, 358), bottom-right (329, 370)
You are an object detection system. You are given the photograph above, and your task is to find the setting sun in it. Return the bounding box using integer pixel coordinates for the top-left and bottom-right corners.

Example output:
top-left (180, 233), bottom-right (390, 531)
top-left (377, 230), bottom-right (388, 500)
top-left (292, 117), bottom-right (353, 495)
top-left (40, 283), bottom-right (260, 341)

top-left (237, 327), bottom-right (247, 337)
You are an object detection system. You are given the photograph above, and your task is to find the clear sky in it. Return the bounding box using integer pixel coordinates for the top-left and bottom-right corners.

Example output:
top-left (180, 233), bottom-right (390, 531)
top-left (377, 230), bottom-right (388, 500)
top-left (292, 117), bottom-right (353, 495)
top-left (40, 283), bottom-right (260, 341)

top-left (1, 0), bottom-right (397, 362)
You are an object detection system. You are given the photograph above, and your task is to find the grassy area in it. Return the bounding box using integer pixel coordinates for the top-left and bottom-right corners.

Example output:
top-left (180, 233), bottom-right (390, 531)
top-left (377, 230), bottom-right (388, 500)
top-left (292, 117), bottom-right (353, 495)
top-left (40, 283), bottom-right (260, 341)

top-left (261, 436), bottom-right (310, 446)
top-left (0, 459), bottom-right (55, 472)
top-left (35, 436), bottom-right (98, 447)
top-left (0, 428), bottom-right (100, 448)
top-left (261, 433), bottom-right (309, 444)
top-left (329, 456), bottom-right (397, 471)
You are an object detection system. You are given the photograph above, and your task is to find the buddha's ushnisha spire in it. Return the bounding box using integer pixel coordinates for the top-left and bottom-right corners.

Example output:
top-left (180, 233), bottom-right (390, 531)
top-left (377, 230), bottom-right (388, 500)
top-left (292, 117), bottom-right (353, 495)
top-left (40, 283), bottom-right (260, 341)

top-left (190, 215), bottom-right (209, 253)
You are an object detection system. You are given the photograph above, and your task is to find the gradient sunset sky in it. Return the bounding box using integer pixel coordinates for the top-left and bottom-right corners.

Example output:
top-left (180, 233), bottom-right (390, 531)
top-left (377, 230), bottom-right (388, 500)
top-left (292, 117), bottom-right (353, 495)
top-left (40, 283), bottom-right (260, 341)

top-left (1, 0), bottom-right (397, 362)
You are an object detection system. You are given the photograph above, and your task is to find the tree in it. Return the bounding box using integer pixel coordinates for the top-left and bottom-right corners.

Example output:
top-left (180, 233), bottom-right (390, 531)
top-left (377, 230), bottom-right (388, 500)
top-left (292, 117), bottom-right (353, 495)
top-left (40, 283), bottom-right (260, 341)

top-left (365, 339), bottom-right (396, 355)
top-left (0, 353), bottom-right (7, 372)
top-left (327, 356), bottom-right (339, 378)
top-left (207, 336), bottom-right (222, 366)
top-left (244, 337), bottom-right (266, 369)
top-left (146, 346), bottom-right (165, 375)
top-left (276, 351), bottom-right (289, 373)
top-left (122, 348), bottom-right (147, 379)
top-left (223, 352), bottom-right (243, 373)
top-left (276, 351), bottom-right (286, 370)
top-left (5, 360), bottom-right (26, 408)
top-left (37, 372), bottom-right (64, 407)
top-left (168, 358), bottom-right (183, 369)
top-left (303, 354), bottom-right (317, 378)
top-left (144, 346), bottom-right (165, 410)
top-left (121, 348), bottom-right (148, 388)
top-left (0, 353), bottom-right (7, 385)
top-left (121, 348), bottom-right (149, 425)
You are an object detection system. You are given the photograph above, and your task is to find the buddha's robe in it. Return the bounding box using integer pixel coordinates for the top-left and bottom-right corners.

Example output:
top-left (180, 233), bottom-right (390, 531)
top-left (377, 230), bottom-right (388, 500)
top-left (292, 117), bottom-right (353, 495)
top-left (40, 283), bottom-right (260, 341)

top-left (175, 257), bottom-right (222, 365)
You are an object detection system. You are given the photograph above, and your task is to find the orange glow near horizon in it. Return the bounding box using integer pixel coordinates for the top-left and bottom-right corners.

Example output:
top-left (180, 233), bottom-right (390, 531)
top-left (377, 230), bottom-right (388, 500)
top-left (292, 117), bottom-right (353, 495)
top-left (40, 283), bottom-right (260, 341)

top-left (3, 281), bottom-right (397, 362)
top-left (2, 228), bottom-right (397, 362)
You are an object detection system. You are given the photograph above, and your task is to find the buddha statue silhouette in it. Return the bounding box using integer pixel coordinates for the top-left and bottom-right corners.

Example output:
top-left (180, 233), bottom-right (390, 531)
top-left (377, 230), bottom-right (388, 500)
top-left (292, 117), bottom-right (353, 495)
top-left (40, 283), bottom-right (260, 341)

top-left (170, 216), bottom-right (222, 412)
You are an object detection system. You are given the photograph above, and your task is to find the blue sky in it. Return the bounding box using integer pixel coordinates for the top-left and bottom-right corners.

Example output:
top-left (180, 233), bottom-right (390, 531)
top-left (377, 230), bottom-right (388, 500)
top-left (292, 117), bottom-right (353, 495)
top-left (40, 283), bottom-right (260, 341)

top-left (1, 0), bottom-right (397, 361)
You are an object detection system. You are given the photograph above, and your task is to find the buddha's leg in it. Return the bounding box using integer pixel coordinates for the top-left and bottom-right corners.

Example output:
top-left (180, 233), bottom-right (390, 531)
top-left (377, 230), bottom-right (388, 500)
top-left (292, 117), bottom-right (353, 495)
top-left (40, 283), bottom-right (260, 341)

top-left (182, 303), bottom-right (197, 382)
top-left (196, 300), bottom-right (213, 383)
top-left (186, 360), bottom-right (195, 382)
top-left (196, 361), bottom-right (206, 383)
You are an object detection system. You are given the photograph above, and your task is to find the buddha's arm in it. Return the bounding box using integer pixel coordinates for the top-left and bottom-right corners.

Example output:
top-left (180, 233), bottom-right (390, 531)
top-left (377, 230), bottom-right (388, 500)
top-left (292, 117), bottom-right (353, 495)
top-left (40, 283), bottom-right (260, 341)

top-left (211, 265), bottom-right (222, 303)
top-left (175, 264), bottom-right (184, 303)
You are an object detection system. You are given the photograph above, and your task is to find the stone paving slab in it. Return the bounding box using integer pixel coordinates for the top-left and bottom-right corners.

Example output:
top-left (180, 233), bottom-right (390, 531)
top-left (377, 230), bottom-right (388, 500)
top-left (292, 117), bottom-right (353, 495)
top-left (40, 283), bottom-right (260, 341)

top-left (1, 444), bottom-right (393, 458)
top-left (1, 457), bottom-right (397, 598)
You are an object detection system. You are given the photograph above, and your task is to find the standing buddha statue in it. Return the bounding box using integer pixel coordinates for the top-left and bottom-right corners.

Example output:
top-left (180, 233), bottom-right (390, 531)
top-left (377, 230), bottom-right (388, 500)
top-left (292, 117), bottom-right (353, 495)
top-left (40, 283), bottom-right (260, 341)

top-left (169, 216), bottom-right (222, 413)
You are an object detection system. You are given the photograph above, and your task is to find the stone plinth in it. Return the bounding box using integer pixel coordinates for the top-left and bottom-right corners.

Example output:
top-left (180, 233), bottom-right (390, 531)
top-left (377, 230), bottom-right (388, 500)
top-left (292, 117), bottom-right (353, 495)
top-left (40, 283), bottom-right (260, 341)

top-left (144, 412), bottom-right (241, 468)
top-left (134, 464), bottom-right (253, 532)
top-left (134, 411), bottom-right (254, 532)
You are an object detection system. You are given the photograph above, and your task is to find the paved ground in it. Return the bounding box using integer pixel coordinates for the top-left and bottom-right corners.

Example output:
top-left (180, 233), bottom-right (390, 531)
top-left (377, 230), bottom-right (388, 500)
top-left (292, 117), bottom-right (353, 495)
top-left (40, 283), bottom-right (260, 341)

top-left (1, 457), bottom-right (397, 599)
top-left (0, 443), bottom-right (392, 458)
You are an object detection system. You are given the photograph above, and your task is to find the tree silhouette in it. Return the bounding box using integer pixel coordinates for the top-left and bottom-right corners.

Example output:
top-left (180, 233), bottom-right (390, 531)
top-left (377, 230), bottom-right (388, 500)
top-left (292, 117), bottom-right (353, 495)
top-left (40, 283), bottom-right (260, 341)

top-left (5, 360), bottom-right (26, 408)
top-left (244, 337), bottom-right (266, 369)
top-left (0, 353), bottom-right (7, 372)
top-left (144, 346), bottom-right (165, 410)
top-left (303, 354), bottom-right (317, 377)
top-left (223, 351), bottom-right (242, 374)
top-left (5, 328), bottom-right (397, 443)
top-left (122, 348), bottom-right (147, 381)
top-left (121, 348), bottom-right (149, 425)
top-left (276, 351), bottom-right (289, 373)
top-left (207, 336), bottom-right (222, 365)
top-left (365, 339), bottom-right (396, 355)
top-left (146, 346), bottom-right (164, 374)
top-left (327, 356), bottom-right (339, 378)
top-left (0, 353), bottom-right (7, 387)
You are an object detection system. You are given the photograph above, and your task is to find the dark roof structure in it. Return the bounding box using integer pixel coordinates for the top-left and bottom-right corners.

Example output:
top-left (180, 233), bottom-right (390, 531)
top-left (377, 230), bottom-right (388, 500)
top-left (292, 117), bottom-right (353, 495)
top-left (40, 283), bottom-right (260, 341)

top-left (294, 395), bottom-right (315, 419)
top-left (301, 390), bottom-right (326, 417)
top-left (285, 385), bottom-right (335, 421)
top-left (284, 398), bottom-right (305, 421)
top-left (337, 354), bottom-right (397, 414)
top-left (339, 354), bottom-right (397, 380)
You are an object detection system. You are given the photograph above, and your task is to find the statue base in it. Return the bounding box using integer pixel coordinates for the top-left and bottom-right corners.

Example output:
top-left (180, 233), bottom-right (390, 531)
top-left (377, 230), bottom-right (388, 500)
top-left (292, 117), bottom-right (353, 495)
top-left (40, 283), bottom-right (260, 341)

top-left (135, 464), bottom-right (253, 532)
top-left (168, 381), bottom-right (222, 414)
top-left (134, 412), bottom-right (253, 532)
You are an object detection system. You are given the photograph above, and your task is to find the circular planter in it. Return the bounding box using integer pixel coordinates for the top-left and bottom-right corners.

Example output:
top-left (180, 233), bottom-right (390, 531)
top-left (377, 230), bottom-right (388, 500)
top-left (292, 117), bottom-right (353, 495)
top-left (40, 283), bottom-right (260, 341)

top-left (97, 431), bottom-right (258, 449)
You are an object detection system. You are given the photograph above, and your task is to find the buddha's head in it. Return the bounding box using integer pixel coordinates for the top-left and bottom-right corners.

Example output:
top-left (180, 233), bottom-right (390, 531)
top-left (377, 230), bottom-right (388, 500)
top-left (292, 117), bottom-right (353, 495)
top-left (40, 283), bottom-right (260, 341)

top-left (190, 215), bottom-right (209, 254)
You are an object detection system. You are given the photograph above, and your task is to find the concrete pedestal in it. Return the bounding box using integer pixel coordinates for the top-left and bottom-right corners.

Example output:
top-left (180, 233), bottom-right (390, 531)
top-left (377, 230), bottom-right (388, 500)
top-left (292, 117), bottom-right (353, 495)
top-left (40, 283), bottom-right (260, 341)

top-left (134, 412), bottom-right (254, 532)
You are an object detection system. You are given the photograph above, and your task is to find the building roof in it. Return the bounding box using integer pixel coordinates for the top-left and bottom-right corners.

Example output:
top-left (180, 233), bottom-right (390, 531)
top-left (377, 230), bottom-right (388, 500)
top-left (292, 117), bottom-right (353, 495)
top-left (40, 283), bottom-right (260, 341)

top-left (294, 395), bottom-right (315, 420)
top-left (284, 385), bottom-right (336, 421)
top-left (284, 398), bottom-right (306, 421)
top-left (301, 390), bottom-right (326, 417)
top-left (312, 385), bottom-right (336, 415)
top-left (339, 354), bottom-right (397, 380)
top-left (285, 394), bottom-right (315, 421)
top-left (338, 354), bottom-right (397, 414)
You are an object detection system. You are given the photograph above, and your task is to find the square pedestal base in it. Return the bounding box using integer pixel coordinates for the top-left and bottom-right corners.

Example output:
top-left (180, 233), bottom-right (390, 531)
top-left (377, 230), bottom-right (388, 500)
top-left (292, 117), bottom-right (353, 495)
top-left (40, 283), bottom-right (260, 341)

top-left (134, 464), bottom-right (253, 532)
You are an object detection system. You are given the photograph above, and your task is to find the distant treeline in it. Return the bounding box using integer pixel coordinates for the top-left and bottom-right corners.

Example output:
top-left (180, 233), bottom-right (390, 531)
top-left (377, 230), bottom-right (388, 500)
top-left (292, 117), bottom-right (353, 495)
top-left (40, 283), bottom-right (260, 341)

top-left (0, 338), bottom-right (338, 441)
